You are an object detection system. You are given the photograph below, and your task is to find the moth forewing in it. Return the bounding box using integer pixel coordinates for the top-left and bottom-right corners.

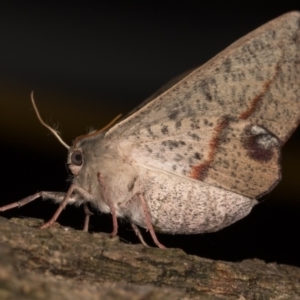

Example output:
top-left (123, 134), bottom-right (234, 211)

top-left (111, 11), bottom-right (300, 199)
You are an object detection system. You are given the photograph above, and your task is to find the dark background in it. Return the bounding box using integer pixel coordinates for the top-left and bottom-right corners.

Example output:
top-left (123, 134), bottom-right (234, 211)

top-left (1, 2), bottom-right (300, 266)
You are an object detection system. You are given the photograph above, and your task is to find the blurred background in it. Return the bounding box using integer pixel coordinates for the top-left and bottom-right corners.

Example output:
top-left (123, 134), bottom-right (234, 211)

top-left (1, 2), bottom-right (300, 266)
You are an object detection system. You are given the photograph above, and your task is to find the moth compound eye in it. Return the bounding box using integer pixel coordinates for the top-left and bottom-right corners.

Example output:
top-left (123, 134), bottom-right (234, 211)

top-left (71, 150), bottom-right (83, 166)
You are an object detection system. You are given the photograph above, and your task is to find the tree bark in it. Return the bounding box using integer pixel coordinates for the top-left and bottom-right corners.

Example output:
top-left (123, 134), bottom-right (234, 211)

top-left (0, 216), bottom-right (299, 300)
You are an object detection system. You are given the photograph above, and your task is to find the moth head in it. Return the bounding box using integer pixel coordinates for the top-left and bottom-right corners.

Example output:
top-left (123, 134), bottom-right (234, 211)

top-left (67, 112), bottom-right (123, 176)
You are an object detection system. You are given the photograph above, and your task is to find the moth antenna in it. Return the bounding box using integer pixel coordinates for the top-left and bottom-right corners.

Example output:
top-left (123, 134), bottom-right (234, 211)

top-left (30, 91), bottom-right (70, 149)
top-left (96, 113), bottom-right (122, 133)
top-left (73, 113), bottom-right (122, 146)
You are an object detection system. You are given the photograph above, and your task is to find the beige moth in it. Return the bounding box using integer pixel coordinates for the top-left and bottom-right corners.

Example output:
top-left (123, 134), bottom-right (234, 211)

top-left (1, 12), bottom-right (300, 248)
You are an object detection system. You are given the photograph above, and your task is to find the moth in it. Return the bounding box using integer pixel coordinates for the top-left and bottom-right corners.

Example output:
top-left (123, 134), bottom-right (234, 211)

top-left (1, 12), bottom-right (300, 248)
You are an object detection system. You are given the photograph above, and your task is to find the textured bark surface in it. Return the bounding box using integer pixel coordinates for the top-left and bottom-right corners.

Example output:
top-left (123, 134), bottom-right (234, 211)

top-left (0, 216), bottom-right (299, 300)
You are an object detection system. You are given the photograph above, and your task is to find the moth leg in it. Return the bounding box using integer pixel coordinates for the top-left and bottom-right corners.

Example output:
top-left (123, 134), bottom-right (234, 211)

top-left (46, 194), bottom-right (92, 232)
top-left (97, 172), bottom-right (118, 237)
top-left (0, 187), bottom-right (93, 231)
top-left (136, 193), bottom-right (166, 249)
top-left (0, 192), bottom-right (43, 211)
top-left (83, 202), bottom-right (93, 232)
top-left (0, 191), bottom-right (77, 212)
top-left (0, 190), bottom-right (76, 229)
top-left (130, 222), bottom-right (149, 247)
top-left (40, 184), bottom-right (92, 229)
top-left (41, 185), bottom-right (76, 229)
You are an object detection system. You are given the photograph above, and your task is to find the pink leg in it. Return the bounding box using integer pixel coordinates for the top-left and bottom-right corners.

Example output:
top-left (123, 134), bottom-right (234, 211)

top-left (137, 193), bottom-right (165, 249)
top-left (97, 172), bottom-right (118, 237)
top-left (83, 202), bottom-right (92, 232)
top-left (0, 191), bottom-right (75, 213)
top-left (0, 192), bottom-right (42, 211)
top-left (40, 185), bottom-right (75, 229)
top-left (0, 187), bottom-right (93, 230)
top-left (130, 222), bottom-right (149, 247)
